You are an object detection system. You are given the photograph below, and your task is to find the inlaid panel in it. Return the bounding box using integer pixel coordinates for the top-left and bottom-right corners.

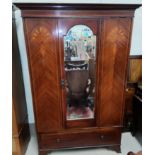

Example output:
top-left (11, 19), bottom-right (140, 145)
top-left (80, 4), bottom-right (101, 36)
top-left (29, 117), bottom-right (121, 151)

top-left (24, 19), bottom-right (62, 132)
top-left (128, 58), bottom-right (142, 82)
top-left (98, 18), bottom-right (132, 126)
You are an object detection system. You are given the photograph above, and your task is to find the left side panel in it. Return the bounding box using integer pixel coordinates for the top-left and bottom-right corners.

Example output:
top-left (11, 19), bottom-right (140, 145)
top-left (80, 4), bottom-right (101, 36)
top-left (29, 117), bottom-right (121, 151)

top-left (24, 18), bottom-right (62, 133)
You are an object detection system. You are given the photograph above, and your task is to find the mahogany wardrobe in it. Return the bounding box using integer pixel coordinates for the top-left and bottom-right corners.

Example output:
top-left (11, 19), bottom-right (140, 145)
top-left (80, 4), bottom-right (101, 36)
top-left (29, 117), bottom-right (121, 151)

top-left (14, 3), bottom-right (141, 155)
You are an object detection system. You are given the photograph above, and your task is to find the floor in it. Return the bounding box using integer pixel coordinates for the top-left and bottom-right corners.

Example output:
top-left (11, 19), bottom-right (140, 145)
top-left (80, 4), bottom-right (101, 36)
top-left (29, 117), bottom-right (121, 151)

top-left (25, 126), bottom-right (141, 155)
top-left (67, 106), bottom-right (94, 120)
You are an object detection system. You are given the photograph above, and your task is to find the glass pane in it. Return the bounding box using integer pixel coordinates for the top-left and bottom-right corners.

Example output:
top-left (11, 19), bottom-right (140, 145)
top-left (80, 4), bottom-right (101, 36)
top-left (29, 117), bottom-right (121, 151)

top-left (64, 25), bottom-right (96, 120)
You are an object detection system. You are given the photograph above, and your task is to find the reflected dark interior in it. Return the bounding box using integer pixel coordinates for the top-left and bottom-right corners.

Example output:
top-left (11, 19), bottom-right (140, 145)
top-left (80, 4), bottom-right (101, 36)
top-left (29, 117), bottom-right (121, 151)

top-left (65, 60), bottom-right (96, 120)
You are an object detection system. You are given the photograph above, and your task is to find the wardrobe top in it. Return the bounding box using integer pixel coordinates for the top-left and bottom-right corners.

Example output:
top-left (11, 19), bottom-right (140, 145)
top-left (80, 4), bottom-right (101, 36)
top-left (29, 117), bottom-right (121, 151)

top-left (13, 3), bottom-right (141, 11)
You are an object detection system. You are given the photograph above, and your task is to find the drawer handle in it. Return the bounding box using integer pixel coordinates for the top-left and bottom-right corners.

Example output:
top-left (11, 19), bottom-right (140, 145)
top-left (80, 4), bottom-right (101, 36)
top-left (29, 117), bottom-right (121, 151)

top-left (56, 138), bottom-right (60, 143)
top-left (100, 135), bottom-right (104, 140)
top-left (126, 88), bottom-right (129, 92)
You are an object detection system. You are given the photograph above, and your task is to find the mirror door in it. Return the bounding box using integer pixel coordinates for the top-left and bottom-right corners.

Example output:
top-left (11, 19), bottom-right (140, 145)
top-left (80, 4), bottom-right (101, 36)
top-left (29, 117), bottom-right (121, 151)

top-left (59, 19), bottom-right (99, 128)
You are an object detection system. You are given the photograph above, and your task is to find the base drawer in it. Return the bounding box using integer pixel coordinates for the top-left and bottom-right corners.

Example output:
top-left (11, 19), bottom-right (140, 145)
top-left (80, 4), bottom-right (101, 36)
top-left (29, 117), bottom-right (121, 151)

top-left (39, 127), bottom-right (121, 150)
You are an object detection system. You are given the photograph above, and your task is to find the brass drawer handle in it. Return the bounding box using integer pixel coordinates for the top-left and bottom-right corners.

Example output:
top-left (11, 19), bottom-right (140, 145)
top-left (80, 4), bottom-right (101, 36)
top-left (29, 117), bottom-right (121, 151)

top-left (126, 88), bottom-right (129, 91)
top-left (100, 135), bottom-right (104, 140)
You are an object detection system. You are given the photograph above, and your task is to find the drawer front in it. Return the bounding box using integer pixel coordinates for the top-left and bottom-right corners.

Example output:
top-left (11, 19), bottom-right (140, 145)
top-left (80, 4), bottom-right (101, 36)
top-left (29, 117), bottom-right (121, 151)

top-left (39, 128), bottom-right (121, 149)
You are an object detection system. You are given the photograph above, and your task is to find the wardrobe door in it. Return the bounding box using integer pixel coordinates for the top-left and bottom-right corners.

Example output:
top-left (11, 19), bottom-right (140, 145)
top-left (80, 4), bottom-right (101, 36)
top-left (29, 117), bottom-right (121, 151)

top-left (24, 19), bottom-right (62, 132)
top-left (58, 19), bottom-right (99, 128)
top-left (98, 18), bottom-right (132, 127)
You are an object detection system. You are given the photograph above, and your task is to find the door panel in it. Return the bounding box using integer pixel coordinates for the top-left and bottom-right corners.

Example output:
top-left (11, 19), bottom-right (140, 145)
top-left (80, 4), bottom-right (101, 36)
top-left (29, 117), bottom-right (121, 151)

top-left (58, 19), bottom-right (99, 128)
top-left (24, 19), bottom-right (62, 132)
top-left (98, 18), bottom-right (132, 126)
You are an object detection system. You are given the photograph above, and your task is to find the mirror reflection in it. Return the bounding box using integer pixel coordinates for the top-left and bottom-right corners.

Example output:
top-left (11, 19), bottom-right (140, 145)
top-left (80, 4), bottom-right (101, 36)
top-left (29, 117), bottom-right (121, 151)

top-left (64, 25), bottom-right (96, 120)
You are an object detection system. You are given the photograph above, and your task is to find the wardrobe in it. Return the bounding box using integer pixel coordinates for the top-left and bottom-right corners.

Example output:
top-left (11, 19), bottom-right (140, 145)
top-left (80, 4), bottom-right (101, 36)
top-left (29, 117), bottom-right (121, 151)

top-left (14, 3), bottom-right (141, 155)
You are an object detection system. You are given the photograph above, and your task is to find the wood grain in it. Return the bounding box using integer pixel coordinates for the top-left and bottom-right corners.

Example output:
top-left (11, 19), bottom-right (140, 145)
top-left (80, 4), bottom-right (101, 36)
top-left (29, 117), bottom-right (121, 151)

top-left (98, 18), bottom-right (132, 127)
top-left (128, 58), bottom-right (142, 82)
top-left (39, 127), bottom-right (121, 150)
top-left (24, 18), bottom-right (62, 133)
top-left (21, 10), bottom-right (135, 18)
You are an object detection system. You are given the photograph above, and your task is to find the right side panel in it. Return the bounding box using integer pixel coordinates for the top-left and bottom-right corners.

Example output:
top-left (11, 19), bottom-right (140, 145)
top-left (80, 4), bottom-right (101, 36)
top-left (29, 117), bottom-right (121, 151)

top-left (98, 18), bottom-right (132, 127)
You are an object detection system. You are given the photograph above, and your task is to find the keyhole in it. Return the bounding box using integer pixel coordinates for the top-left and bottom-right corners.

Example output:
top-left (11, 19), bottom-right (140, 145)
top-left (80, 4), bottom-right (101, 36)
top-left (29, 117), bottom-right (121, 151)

top-left (56, 138), bottom-right (60, 143)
